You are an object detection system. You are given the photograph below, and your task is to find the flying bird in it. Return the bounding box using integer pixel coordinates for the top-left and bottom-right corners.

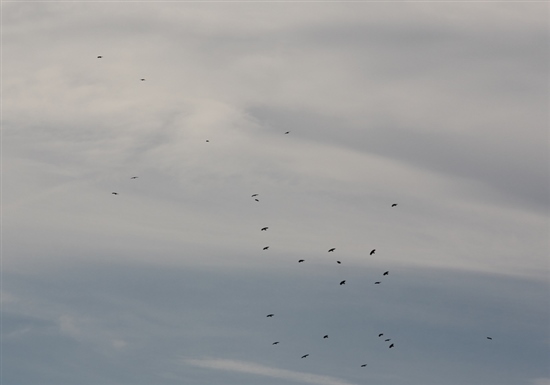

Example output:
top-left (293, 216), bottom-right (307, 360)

top-left (301, 354), bottom-right (309, 359)
top-left (272, 341), bottom-right (280, 345)
top-left (284, 131), bottom-right (290, 134)
top-left (374, 281), bottom-right (381, 284)
top-left (251, 194), bottom-right (259, 197)
top-left (255, 199), bottom-right (259, 202)
top-left (391, 203), bottom-right (398, 207)
top-left (389, 343), bottom-right (394, 348)
top-left (323, 335), bottom-right (328, 339)
top-left (328, 248), bottom-right (336, 252)
top-left (339, 280), bottom-right (346, 285)
top-left (97, 55), bottom-right (102, 58)
top-left (361, 364), bottom-right (367, 367)
top-left (206, 140), bottom-right (209, 142)
top-left (487, 337), bottom-right (493, 340)
top-left (385, 339), bottom-right (391, 342)
top-left (378, 333), bottom-right (384, 337)
top-left (266, 314), bottom-right (274, 318)
top-left (111, 192), bottom-right (118, 195)
top-left (370, 249), bottom-right (376, 255)
top-left (383, 271), bottom-right (389, 276)
top-left (298, 259), bottom-right (305, 263)
top-left (336, 261), bottom-right (341, 264)
top-left (130, 176), bottom-right (138, 179)
top-left (263, 246), bottom-right (269, 250)
top-left (140, 78), bottom-right (145, 81)
top-left (261, 227), bottom-right (268, 231)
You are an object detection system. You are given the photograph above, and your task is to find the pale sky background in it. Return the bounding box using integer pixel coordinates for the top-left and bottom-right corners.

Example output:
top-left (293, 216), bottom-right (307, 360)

top-left (2, 2), bottom-right (549, 385)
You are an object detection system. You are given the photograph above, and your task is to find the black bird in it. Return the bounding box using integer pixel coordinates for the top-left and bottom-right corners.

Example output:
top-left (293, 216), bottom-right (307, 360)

top-left (340, 280), bottom-right (346, 285)
top-left (301, 354), bottom-right (309, 359)
top-left (361, 364), bottom-right (367, 367)
top-left (374, 281), bottom-right (381, 284)
top-left (383, 271), bottom-right (389, 276)
top-left (487, 337), bottom-right (493, 340)
top-left (370, 249), bottom-right (376, 255)
top-left (385, 339), bottom-right (391, 342)
top-left (284, 131), bottom-right (290, 134)
top-left (251, 194), bottom-right (259, 197)
top-left (97, 55), bottom-right (102, 58)
top-left (328, 248), bottom-right (336, 252)
top-left (255, 199), bottom-right (259, 202)
top-left (266, 314), bottom-right (274, 317)
top-left (261, 227), bottom-right (268, 231)
top-left (378, 333), bottom-right (384, 337)
top-left (298, 259), bottom-right (305, 263)
top-left (263, 246), bottom-right (269, 250)
top-left (206, 140), bottom-right (209, 142)
top-left (140, 78), bottom-right (145, 81)
top-left (130, 176), bottom-right (138, 179)
top-left (336, 261), bottom-right (341, 264)
top-left (323, 335), bottom-right (328, 339)
top-left (391, 203), bottom-right (398, 207)
top-left (112, 192), bottom-right (118, 195)
top-left (272, 341), bottom-right (280, 345)
top-left (389, 343), bottom-right (394, 348)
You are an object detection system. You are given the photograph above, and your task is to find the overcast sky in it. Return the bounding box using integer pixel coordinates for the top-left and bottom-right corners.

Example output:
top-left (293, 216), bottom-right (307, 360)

top-left (2, 2), bottom-right (549, 385)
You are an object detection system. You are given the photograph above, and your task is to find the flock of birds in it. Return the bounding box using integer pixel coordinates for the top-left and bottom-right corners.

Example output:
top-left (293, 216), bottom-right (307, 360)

top-left (98, 54), bottom-right (493, 373)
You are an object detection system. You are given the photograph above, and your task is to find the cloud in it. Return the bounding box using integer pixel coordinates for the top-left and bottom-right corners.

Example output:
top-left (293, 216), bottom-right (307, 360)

top-left (184, 358), bottom-right (356, 385)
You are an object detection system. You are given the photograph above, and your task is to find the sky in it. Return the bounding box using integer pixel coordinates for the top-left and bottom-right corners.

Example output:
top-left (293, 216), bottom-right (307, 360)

top-left (2, 1), bottom-right (549, 385)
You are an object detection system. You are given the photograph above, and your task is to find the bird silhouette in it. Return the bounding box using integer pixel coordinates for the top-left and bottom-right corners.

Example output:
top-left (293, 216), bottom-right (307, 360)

top-left (391, 203), bottom-right (398, 207)
top-left (111, 192), bottom-right (118, 195)
top-left (340, 280), bottom-right (346, 285)
top-left (255, 199), bottom-right (259, 202)
top-left (284, 131), bottom-right (290, 134)
top-left (389, 343), bottom-right (394, 348)
top-left (385, 339), bottom-right (391, 342)
top-left (323, 335), bottom-right (328, 339)
top-left (206, 140), bottom-right (209, 142)
top-left (378, 333), bottom-right (384, 337)
top-left (383, 271), bottom-right (389, 276)
top-left (336, 261), bottom-right (341, 264)
top-left (140, 78), bottom-right (145, 81)
top-left (272, 341), bottom-right (280, 345)
top-left (301, 354), bottom-right (309, 359)
top-left (370, 249), bottom-right (376, 255)
top-left (97, 55), bottom-right (102, 58)
top-left (261, 227), bottom-right (268, 231)
top-left (130, 176), bottom-right (138, 179)
top-left (328, 248), bottom-right (336, 252)
top-left (263, 246), bottom-right (269, 250)
top-left (487, 337), bottom-right (493, 340)
top-left (361, 364), bottom-right (367, 367)
top-left (374, 281), bottom-right (381, 284)
top-left (266, 314), bottom-right (274, 318)
top-left (251, 194), bottom-right (259, 197)
top-left (298, 259), bottom-right (305, 263)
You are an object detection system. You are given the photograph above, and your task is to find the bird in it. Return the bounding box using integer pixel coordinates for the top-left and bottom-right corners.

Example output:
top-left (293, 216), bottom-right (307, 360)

top-left (266, 314), bottom-right (274, 317)
top-left (97, 55), bottom-right (102, 58)
top-left (378, 333), bottom-right (384, 337)
top-left (298, 259), bottom-right (305, 263)
top-left (272, 341), bottom-right (280, 345)
top-left (385, 339), bottom-right (391, 342)
top-left (130, 176), bottom-right (138, 179)
top-left (323, 335), bottom-right (328, 339)
top-left (140, 78), bottom-right (145, 81)
top-left (328, 248), bottom-right (336, 252)
top-left (301, 354), bottom-right (309, 359)
top-left (206, 140), bottom-right (209, 142)
top-left (263, 246), bottom-right (269, 250)
top-left (336, 261), bottom-right (341, 264)
top-left (383, 271), bottom-right (389, 276)
top-left (389, 343), bottom-right (394, 348)
top-left (361, 364), bottom-right (367, 367)
top-left (374, 281), bottom-right (381, 284)
top-left (255, 199), bottom-right (259, 202)
top-left (340, 280), bottom-right (346, 285)
top-left (487, 337), bottom-right (493, 340)
top-left (370, 249), bottom-right (376, 255)
top-left (251, 194), bottom-right (259, 197)
top-left (284, 131), bottom-right (290, 134)
top-left (391, 203), bottom-right (398, 207)
top-left (111, 192), bottom-right (118, 195)
top-left (261, 227), bottom-right (268, 231)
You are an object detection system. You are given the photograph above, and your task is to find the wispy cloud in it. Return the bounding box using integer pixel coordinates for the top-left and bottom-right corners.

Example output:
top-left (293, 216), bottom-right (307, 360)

top-left (184, 358), bottom-right (356, 385)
